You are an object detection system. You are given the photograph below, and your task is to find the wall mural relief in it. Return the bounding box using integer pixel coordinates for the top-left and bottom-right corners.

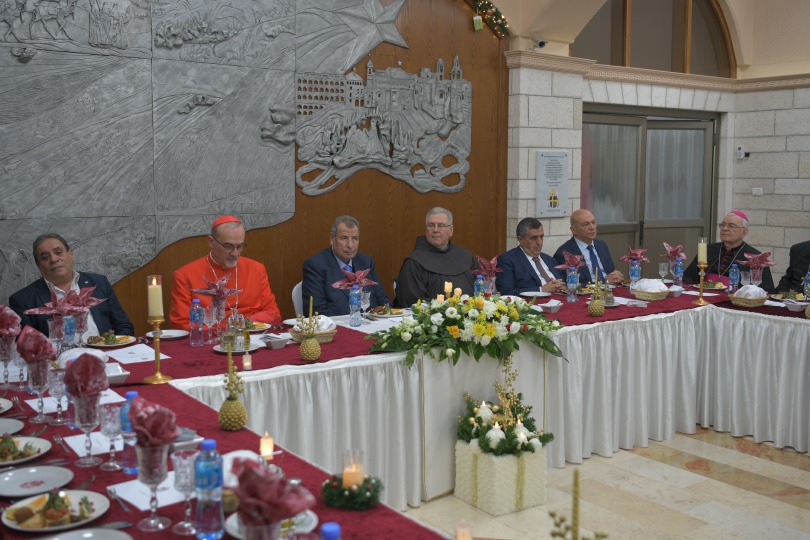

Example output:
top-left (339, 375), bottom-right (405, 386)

top-left (0, 0), bottom-right (473, 304)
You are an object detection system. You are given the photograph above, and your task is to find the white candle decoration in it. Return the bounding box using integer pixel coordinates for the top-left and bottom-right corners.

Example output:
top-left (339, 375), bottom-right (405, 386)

top-left (242, 352), bottom-right (253, 371)
top-left (147, 275), bottom-right (164, 318)
top-left (454, 287), bottom-right (462, 297)
top-left (697, 237), bottom-right (708, 264)
top-left (486, 422), bottom-right (505, 449)
top-left (436, 294), bottom-right (445, 302)
top-left (444, 281), bottom-right (453, 295)
top-left (260, 432), bottom-right (274, 460)
top-left (476, 401), bottom-right (493, 425)
top-left (342, 462), bottom-right (364, 488)
top-left (514, 418), bottom-right (531, 439)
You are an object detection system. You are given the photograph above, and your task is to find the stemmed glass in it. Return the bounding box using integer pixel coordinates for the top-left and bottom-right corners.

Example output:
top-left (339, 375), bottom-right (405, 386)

top-left (751, 267), bottom-right (763, 287)
top-left (28, 360), bottom-right (51, 424)
top-left (740, 271), bottom-right (752, 287)
top-left (361, 288), bottom-right (371, 314)
top-left (658, 262), bottom-right (670, 282)
top-left (203, 306), bottom-right (216, 344)
top-left (74, 311), bottom-right (89, 346)
top-left (47, 368), bottom-right (68, 426)
top-left (72, 394), bottom-right (103, 467)
top-left (11, 353), bottom-right (26, 391)
top-left (170, 450), bottom-right (199, 536)
top-left (47, 316), bottom-right (66, 357)
top-left (100, 403), bottom-right (122, 472)
top-left (136, 444), bottom-right (171, 532)
top-left (211, 298), bottom-right (226, 343)
top-left (0, 335), bottom-right (15, 390)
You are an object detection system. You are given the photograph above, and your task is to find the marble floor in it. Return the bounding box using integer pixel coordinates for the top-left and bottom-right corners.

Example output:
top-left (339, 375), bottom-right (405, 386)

top-left (405, 428), bottom-right (810, 539)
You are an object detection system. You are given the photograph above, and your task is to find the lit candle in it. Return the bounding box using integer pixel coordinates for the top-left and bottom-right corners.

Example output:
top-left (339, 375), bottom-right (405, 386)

top-left (454, 287), bottom-right (462, 297)
top-left (242, 352), bottom-right (252, 371)
top-left (697, 237), bottom-right (707, 264)
top-left (455, 520), bottom-right (472, 540)
top-left (444, 281), bottom-right (453, 295)
top-left (436, 294), bottom-right (445, 302)
top-left (476, 401), bottom-right (493, 425)
top-left (342, 462), bottom-right (364, 488)
top-left (486, 421), bottom-right (505, 449)
top-left (147, 275), bottom-right (163, 317)
top-left (260, 432), bottom-right (274, 460)
top-left (514, 416), bottom-right (531, 439)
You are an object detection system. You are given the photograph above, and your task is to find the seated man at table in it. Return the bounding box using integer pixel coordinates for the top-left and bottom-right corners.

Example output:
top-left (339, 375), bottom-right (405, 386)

top-left (776, 240), bottom-right (810, 293)
top-left (9, 233), bottom-right (134, 337)
top-left (553, 209), bottom-right (623, 285)
top-left (496, 218), bottom-right (566, 295)
top-left (394, 207), bottom-right (477, 307)
top-left (170, 215), bottom-right (282, 330)
top-left (302, 215), bottom-right (390, 316)
top-left (683, 210), bottom-right (775, 291)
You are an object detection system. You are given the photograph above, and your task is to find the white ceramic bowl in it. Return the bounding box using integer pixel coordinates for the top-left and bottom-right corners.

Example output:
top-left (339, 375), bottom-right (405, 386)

top-left (785, 301), bottom-right (809, 312)
top-left (104, 362), bottom-right (130, 385)
top-left (669, 287), bottom-right (683, 297)
top-left (262, 336), bottom-right (290, 350)
top-left (539, 303), bottom-right (562, 314)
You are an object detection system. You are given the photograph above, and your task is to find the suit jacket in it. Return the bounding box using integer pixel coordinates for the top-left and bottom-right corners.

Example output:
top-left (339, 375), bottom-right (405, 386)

top-left (553, 237), bottom-right (616, 285)
top-left (302, 248), bottom-right (391, 316)
top-left (8, 272), bottom-right (134, 336)
top-left (776, 240), bottom-right (810, 292)
top-left (683, 242), bottom-right (775, 292)
top-left (496, 247), bottom-right (562, 295)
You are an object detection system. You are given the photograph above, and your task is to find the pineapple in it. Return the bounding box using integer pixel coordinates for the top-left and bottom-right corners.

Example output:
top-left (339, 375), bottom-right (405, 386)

top-left (300, 337), bottom-right (321, 361)
top-left (588, 298), bottom-right (605, 317)
top-left (218, 351), bottom-right (247, 430)
top-left (805, 304), bottom-right (810, 319)
top-left (296, 309), bottom-right (322, 361)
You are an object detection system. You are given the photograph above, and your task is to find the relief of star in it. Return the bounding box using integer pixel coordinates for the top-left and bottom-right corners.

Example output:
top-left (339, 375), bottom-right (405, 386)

top-left (336, 0), bottom-right (409, 70)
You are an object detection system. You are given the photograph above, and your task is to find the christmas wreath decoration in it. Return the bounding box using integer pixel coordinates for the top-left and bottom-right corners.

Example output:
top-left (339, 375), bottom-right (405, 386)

top-left (321, 475), bottom-right (384, 510)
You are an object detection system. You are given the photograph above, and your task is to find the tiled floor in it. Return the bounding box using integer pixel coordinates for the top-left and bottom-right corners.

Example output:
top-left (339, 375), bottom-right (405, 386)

top-left (405, 428), bottom-right (810, 539)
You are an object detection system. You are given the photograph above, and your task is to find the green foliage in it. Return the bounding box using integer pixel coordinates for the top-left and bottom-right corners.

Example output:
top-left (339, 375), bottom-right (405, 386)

top-left (321, 475), bottom-right (384, 511)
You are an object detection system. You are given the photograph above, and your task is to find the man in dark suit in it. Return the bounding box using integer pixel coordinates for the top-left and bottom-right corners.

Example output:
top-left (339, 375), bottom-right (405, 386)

top-left (496, 218), bottom-right (565, 295)
top-left (776, 240), bottom-right (810, 293)
top-left (553, 209), bottom-right (624, 286)
top-left (8, 234), bottom-right (134, 337)
top-left (302, 216), bottom-right (390, 316)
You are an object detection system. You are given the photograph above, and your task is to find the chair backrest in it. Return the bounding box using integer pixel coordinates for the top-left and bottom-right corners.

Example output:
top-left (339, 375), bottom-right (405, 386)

top-left (291, 281), bottom-right (303, 316)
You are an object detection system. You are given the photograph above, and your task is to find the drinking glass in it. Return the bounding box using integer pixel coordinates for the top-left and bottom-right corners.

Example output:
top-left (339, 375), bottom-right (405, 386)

top-left (11, 354), bottom-right (26, 391)
top-left (751, 267), bottom-right (763, 287)
top-left (100, 403), bottom-right (122, 471)
top-left (136, 444), bottom-right (171, 532)
top-left (0, 335), bottom-right (15, 390)
top-left (72, 394), bottom-right (103, 467)
top-left (170, 450), bottom-right (199, 536)
top-left (47, 368), bottom-right (68, 426)
top-left (28, 360), bottom-right (51, 424)
top-left (740, 271), bottom-right (752, 287)
top-left (203, 306), bottom-right (216, 344)
top-left (212, 298), bottom-right (226, 342)
top-left (47, 316), bottom-right (66, 357)
top-left (360, 289), bottom-right (371, 313)
top-left (658, 262), bottom-right (670, 281)
top-left (74, 311), bottom-right (89, 346)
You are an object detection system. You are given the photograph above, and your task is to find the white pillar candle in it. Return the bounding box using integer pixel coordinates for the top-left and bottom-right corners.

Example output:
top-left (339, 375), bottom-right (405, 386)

top-left (486, 422), bottom-right (506, 449)
top-left (147, 275), bottom-right (163, 317)
top-left (476, 401), bottom-right (493, 425)
top-left (260, 432), bottom-right (274, 460)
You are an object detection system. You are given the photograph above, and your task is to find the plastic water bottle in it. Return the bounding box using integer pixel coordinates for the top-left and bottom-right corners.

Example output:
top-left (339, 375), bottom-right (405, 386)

top-left (195, 439), bottom-right (224, 540)
top-left (473, 275), bottom-right (485, 297)
top-left (802, 271), bottom-right (810, 298)
top-left (349, 285), bottom-right (362, 327)
top-left (673, 257), bottom-right (685, 288)
top-left (629, 261), bottom-right (641, 292)
top-left (120, 391), bottom-right (139, 475)
top-left (62, 316), bottom-right (76, 349)
top-left (728, 263), bottom-right (740, 293)
top-left (190, 299), bottom-right (205, 347)
top-left (321, 522), bottom-right (342, 539)
top-left (566, 267), bottom-right (578, 303)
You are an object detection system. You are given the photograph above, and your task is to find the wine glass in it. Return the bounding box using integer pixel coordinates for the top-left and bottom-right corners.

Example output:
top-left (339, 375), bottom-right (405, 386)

top-left (28, 360), bottom-right (51, 424)
top-left (170, 450), bottom-right (199, 536)
top-left (72, 394), bottom-right (103, 467)
top-left (361, 288), bottom-right (371, 313)
top-left (658, 262), bottom-right (670, 282)
top-left (136, 444), bottom-right (171, 532)
top-left (47, 368), bottom-right (68, 426)
top-left (740, 271), bottom-right (752, 287)
top-left (100, 403), bottom-right (122, 472)
top-left (203, 306), bottom-right (216, 344)
top-left (74, 311), bottom-right (89, 346)
top-left (47, 316), bottom-right (66, 357)
top-left (0, 335), bottom-right (15, 390)
top-left (11, 353), bottom-right (26, 391)
top-left (751, 267), bottom-right (763, 287)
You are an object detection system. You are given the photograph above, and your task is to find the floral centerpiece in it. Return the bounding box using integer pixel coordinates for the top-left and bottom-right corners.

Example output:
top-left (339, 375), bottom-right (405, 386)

top-left (368, 293), bottom-right (564, 366)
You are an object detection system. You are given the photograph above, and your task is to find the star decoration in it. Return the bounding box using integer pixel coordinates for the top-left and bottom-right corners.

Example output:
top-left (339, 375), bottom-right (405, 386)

top-left (336, 0), bottom-right (408, 71)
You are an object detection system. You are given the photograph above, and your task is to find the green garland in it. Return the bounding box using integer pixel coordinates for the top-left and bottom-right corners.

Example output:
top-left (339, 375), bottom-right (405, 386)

top-left (321, 475), bottom-right (384, 511)
top-left (469, 0), bottom-right (511, 38)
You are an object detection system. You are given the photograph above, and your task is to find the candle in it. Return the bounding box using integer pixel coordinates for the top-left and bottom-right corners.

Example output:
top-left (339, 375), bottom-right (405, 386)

top-left (444, 281), bottom-right (453, 295)
top-left (476, 401), bottom-right (493, 425)
top-left (342, 462), bottom-right (364, 488)
top-left (242, 352), bottom-right (253, 371)
top-left (697, 237), bottom-right (707, 264)
top-left (455, 520), bottom-right (472, 540)
top-left (260, 432), bottom-right (274, 460)
top-left (436, 294), bottom-right (445, 302)
top-left (147, 275), bottom-right (163, 317)
top-left (486, 421), bottom-right (506, 449)
top-left (454, 287), bottom-right (462, 297)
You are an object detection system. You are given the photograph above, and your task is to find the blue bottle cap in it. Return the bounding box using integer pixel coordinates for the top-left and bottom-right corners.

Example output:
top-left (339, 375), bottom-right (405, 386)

top-left (352, 284), bottom-right (359, 289)
top-left (320, 522), bottom-right (341, 539)
top-left (201, 439), bottom-right (217, 451)
top-left (193, 299), bottom-right (200, 304)
top-left (125, 391), bottom-right (138, 400)
top-left (476, 274), bottom-right (483, 279)
top-left (732, 263), bottom-right (738, 268)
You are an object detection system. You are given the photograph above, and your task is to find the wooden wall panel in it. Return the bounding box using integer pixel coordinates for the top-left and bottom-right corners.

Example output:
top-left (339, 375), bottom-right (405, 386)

top-left (115, 0), bottom-right (509, 335)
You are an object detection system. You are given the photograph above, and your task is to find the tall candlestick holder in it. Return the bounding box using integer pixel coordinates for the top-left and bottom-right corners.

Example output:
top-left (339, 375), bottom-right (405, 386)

top-left (693, 262), bottom-right (710, 306)
top-left (143, 316), bottom-right (173, 384)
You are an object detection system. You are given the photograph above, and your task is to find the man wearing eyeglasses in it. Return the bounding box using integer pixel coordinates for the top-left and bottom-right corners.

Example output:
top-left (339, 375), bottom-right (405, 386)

top-left (683, 210), bottom-right (774, 290)
top-left (170, 215), bottom-right (282, 330)
top-left (394, 207), bottom-right (478, 307)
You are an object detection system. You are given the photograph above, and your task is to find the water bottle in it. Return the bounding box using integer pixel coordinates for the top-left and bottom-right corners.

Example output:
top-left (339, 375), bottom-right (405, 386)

top-left (673, 257), bottom-right (685, 288)
top-left (473, 275), bottom-right (486, 297)
top-left (195, 439), bottom-right (224, 540)
top-left (566, 267), bottom-right (578, 303)
top-left (62, 316), bottom-right (76, 349)
top-left (189, 299), bottom-right (205, 347)
top-left (728, 263), bottom-right (740, 293)
top-left (629, 261), bottom-right (641, 292)
top-left (321, 522), bottom-right (342, 540)
top-left (349, 285), bottom-right (362, 327)
top-left (802, 271), bottom-right (810, 298)
top-left (120, 391), bottom-right (139, 475)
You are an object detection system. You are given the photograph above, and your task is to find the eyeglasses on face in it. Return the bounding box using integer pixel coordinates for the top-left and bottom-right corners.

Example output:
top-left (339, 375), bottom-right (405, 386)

top-left (426, 223), bottom-right (452, 230)
top-left (717, 222), bottom-right (742, 230)
top-left (211, 235), bottom-right (247, 252)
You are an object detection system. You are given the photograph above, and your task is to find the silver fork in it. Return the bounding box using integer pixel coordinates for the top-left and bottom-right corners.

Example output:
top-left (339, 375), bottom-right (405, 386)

top-left (107, 487), bottom-right (131, 513)
top-left (26, 425), bottom-right (46, 437)
top-left (10, 396), bottom-right (24, 412)
top-left (53, 434), bottom-right (71, 454)
top-left (76, 474), bottom-right (96, 490)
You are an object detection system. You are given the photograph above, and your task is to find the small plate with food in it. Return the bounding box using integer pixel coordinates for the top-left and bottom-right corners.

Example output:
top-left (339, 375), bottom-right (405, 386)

top-left (2, 489), bottom-right (109, 532)
top-left (770, 292), bottom-right (806, 301)
top-left (692, 282), bottom-right (726, 291)
top-left (213, 342), bottom-right (263, 355)
top-left (0, 436), bottom-right (51, 466)
top-left (245, 321), bottom-right (270, 333)
top-left (145, 329), bottom-right (188, 340)
top-left (368, 306), bottom-right (407, 319)
top-left (86, 332), bottom-right (136, 348)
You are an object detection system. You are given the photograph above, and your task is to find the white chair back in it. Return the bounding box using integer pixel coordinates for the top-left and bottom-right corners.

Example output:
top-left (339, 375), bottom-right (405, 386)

top-left (292, 281), bottom-right (303, 316)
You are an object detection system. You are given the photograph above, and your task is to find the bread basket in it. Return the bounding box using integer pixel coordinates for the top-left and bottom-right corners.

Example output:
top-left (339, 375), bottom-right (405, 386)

top-left (728, 295), bottom-right (767, 308)
top-left (632, 290), bottom-right (670, 302)
top-left (289, 328), bottom-right (337, 344)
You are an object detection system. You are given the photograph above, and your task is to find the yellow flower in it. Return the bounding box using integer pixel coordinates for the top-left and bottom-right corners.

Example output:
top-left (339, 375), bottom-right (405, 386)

top-left (496, 301), bottom-right (508, 312)
top-left (474, 297), bottom-right (485, 310)
top-left (485, 324), bottom-right (497, 338)
top-left (472, 322), bottom-right (486, 337)
top-left (447, 325), bottom-right (460, 338)
top-left (508, 308), bottom-right (519, 319)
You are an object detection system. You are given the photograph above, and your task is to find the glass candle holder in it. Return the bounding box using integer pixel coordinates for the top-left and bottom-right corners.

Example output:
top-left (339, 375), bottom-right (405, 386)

top-left (342, 449), bottom-right (364, 488)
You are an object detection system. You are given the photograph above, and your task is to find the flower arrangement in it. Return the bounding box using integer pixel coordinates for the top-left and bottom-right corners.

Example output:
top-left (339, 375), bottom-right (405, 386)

top-left (321, 475), bottom-right (384, 511)
top-left (367, 293), bottom-right (564, 366)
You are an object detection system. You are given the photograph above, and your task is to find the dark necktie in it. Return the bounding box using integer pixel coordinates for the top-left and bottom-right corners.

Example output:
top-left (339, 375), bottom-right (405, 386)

top-left (587, 245), bottom-right (601, 281)
top-left (531, 257), bottom-right (553, 284)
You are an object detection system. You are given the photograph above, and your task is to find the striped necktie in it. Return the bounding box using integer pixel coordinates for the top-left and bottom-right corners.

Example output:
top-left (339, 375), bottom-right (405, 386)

top-left (531, 257), bottom-right (553, 283)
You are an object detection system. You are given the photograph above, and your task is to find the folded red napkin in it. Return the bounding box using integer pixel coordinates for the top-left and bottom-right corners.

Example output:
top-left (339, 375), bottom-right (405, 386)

top-left (474, 255), bottom-right (502, 280)
top-left (0, 306), bottom-right (21, 336)
top-left (16, 326), bottom-right (56, 363)
top-left (620, 247), bottom-right (650, 264)
top-left (332, 268), bottom-right (378, 290)
top-left (231, 458), bottom-right (316, 526)
top-left (739, 251), bottom-right (775, 270)
top-left (554, 250), bottom-right (586, 270)
top-left (23, 287), bottom-right (105, 317)
top-left (190, 273), bottom-right (242, 300)
top-left (129, 396), bottom-right (181, 447)
top-left (64, 353), bottom-right (109, 397)
top-left (661, 242), bottom-right (687, 262)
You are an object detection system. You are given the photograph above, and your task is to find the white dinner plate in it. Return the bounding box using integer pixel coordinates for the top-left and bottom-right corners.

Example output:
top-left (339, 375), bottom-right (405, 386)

top-left (86, 336), bottom-right (136, 348)
top-left (662, 279), bottom-right (674, 284)
top-left (282, 318), bottom-right (299, 326)
top-left (0, 398), bottom-right (12, 415)
top-left (224, 509), bottom-right (318, 539)
top-left (38, 529), bottom-right (133, 540)
top-left (367, 309), bottom-right (409, 320)
top-left (213, 342), bottom-right (262, 355)
top-left (2, 489), bottom-right (110, 533)
top-left (521, 291), bottom-right (551, 297)
top-left (0, 437), bottom-right (51, 466)
top-left (146, 329), bottom-right (189, 340)
top-left (0, 418), bottom-right (24, 435)
top-left (0, 465), bottom-right (74, 497)
top-left (247, 322), bottom-right (270, 333)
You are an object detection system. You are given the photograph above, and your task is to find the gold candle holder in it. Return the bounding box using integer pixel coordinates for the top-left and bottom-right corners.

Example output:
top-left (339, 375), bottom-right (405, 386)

top-left (693, 262), bottom-right (710, 306)
top-left (143, 316), bottom-right (173, 384)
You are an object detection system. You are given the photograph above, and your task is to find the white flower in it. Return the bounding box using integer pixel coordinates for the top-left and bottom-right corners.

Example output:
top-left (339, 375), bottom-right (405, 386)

top-left (401, 331), bottom-right (412, 342)
top-left (431, 325), bottom-right (438, 333)
top-left (446, 348), bottom-right (455, 358)
top-left (480, 335), bottom-right (491, 346)
top-left (552, 320), bottom-right (560, 327)
top-left (509, 322), bottom-right (520, 334)
top-left (430, 312), bottom-right (445, 325)
top-left (467, 308), bottom-right (479, 319)
top-left (459, 328), bottom-right (474, 342)
top-left (482, 302), bottom-right (497, 317)
top-left (445, 306), bottom-right (459, 318)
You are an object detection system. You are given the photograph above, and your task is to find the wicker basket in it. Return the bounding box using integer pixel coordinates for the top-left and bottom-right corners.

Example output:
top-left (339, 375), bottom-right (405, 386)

top-left (632, 290), bottom-right (670, 301)
top-left (729, 295), bottom-right (767, 308)
top-left (289, 328), bottom-right (337, 344)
